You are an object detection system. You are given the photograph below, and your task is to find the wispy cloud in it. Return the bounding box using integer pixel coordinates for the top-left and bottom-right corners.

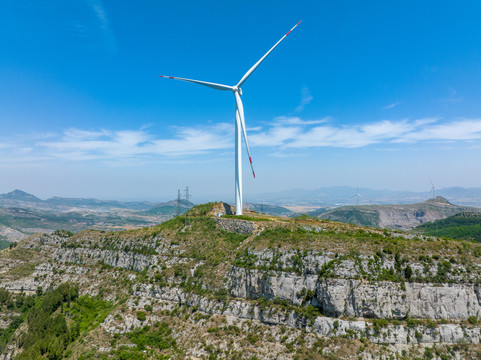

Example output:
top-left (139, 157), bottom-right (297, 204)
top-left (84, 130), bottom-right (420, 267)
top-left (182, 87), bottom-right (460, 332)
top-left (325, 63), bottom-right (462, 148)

top-left (37, 124), bottom-right (233, 161)
top-left (442, 88), bottom-right (463, 104)
top-left (295, 86), bottom-right (313, 113)
top-left (278, 118), bottom-right (481, 148)
top-left (86, 0), bottom-right (116, 50)
top-left (393, 119), bottom-right (481, 143)
top-left (273, 116), bottom-right (329, 126)
top-left (383, 101), bottom-right (401, 110)
top-left (3, 117), bottom-right (481, 164)
top-left (250, 125), bottom-right (302, 147)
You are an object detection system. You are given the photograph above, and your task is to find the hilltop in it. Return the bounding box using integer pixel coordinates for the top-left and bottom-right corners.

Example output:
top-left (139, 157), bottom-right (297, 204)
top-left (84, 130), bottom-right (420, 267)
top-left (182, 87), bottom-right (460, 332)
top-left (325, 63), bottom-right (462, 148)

top-left (415, 211), bottom-right (481, 241)
top-left (143, 199), bottom-right (194, 215)
top-left (314, 196), bottom-right (481, 230)
top-left (0, 202), bottom-right (481, 359)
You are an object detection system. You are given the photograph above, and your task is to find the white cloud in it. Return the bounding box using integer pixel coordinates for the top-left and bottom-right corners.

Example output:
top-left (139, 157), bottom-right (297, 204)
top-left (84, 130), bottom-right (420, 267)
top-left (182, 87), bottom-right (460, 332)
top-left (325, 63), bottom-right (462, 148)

top-left (86, 0), bottom-right (116, 49)
top-left (35, 123), bottom-right (233, 162)
top-left (274, 116), bottom-right (329, 126)
top-left (394, 119), bottom-right (481, 143)
top-left (383, 101), bottom-right (401, 110)
top-left (252, 117), bottom-right (481, 149)
top-left (294, 86), bottom-right (313, 113)
top-left (249, 126), bottom-right (301, 147)
top-left (3, 117), bottom-right (481, 165)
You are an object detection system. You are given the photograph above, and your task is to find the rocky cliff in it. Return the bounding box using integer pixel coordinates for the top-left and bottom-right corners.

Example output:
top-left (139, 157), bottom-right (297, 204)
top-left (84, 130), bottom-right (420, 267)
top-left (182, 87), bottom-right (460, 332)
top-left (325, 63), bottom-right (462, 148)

top-left (1, 206), bottom-right (481, 359)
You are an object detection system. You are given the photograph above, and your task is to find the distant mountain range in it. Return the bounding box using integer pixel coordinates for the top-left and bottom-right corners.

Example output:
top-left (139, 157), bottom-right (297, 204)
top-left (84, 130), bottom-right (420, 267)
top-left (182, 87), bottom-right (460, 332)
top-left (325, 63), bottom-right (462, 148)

top-left (255, 186), bottom-right (481, 207)
top-left (1, 189), bottom-right (481, 241)
top-left (0, 190), bottom-right (194, 242)
top-left (0, 189), bottom-right (156, 211)
top-left (314, 196), bottom-right (481, 230)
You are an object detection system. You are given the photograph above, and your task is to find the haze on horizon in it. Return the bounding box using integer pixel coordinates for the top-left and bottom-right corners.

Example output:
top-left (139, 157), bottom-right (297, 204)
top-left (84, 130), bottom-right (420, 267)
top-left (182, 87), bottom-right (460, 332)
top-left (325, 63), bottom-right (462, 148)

top-left (1, 1), bottom-right (481, 202)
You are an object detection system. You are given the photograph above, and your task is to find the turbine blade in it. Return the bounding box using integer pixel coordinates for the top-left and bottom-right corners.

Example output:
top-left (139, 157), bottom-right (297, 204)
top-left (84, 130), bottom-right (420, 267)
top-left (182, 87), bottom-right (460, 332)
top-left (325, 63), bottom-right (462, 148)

top-left (159, 75), bottom-right (233, 91)
top-left (236, 21), bottom-right (302, 88)
top-left (235, 92), bottom-right (255, 178)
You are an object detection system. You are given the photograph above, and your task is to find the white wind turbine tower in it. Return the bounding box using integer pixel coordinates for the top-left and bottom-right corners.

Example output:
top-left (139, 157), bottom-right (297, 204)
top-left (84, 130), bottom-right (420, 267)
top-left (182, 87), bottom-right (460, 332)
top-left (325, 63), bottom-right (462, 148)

top-left (159, 21), bottom-right (302, 215)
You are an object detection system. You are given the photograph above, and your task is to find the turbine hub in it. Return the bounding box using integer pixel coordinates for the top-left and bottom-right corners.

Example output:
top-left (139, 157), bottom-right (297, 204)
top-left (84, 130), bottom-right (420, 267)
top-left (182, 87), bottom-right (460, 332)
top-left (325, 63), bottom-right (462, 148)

top-left (232, 86), bottom-right (242, 95)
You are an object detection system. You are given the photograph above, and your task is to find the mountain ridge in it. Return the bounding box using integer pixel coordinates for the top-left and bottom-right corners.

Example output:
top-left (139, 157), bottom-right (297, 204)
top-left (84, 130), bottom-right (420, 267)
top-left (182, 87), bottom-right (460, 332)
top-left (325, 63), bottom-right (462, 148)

top-left (1, 204), bottom-right (481, 359)
top-left (255, 186), bottom-right (481, 207)
top-left (314, 196), bottom-right (481, 230)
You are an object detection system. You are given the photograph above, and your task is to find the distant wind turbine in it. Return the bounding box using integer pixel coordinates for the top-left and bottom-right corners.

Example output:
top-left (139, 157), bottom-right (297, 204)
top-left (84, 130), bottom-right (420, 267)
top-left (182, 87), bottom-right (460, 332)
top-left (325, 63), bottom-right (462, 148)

top-left (351, 186), bottom-right (362, 205)
top-left (159, 22), bottom-right (302, 215)
top-left (430, 179), bottom-right (436, 199)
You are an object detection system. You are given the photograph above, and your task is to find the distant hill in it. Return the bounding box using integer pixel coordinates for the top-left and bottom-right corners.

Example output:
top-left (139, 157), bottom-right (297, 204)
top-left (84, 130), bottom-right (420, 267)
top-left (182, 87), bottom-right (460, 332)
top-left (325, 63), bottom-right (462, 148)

top-left (143, 199), bottom-right (194, 215)
top-left (301, 207), bottom-right (330, 218)
top-left (245, 203), bottom-right (293, 216)
top-left (255, 186), bottom-right (481, 207)
top-left (315, 196), bottom-right (481, 230)
top-left (0, 189), bottom-right (42, 202)
top-left (0, 190), bottom-right (155, 211)
top-left (44, 197), bottom-right (153, 210)
top-left (0, 190), bottom-right (198, 242)
top-left (415, 212), bottom-right (481, 241)
top-left (0, 207), bottom-right (159, 241)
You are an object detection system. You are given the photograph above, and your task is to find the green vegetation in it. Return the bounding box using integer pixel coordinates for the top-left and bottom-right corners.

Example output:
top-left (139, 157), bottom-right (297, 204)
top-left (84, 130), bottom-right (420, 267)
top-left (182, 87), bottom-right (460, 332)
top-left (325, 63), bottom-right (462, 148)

top-left (185, 202), bottom-right (216, 216)
top-left (159, 216), bottom-right (250, 294)
top-left (222, 214), bottom-right (273, 222)
top-left (7, 283), bottom-right (115, 360)
top-left (126, 323), bottom-right (176, 351)
top-left (3, 204), bottom-right (481, 359)
top-left (0, 282), bottom-right (179, 360)
top-left (5, 262), bottom-right (37, 279)
top-left (0, 289), bottom-right (36, 354)
top-left (416, 212), bottom-right (481, 241)
top-left (468, 316), bottom-right (478, 325)
top-left (0, 239), bottom-right (11, 250)
top-left (319, 207), bottom-right (380, 228)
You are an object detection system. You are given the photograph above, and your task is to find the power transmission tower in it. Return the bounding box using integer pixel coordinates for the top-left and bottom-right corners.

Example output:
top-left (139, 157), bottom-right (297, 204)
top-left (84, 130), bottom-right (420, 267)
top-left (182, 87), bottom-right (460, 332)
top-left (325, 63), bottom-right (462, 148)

top-left (184, 186), bottom-right (191, 225)
top-left (176, 189), bottom-right (181, 217)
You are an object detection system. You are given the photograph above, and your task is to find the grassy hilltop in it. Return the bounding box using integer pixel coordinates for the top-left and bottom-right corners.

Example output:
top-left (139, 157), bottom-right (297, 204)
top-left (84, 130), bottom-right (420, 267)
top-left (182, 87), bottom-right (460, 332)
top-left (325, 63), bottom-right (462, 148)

top-left (0, 203), bottom-right (481, 359)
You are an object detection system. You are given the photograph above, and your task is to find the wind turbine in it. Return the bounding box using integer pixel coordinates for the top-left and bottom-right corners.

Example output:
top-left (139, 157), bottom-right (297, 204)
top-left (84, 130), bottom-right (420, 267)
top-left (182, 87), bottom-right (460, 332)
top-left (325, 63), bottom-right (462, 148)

top-left (429, 179), bottom-right (436, 199)
top-left (159, 22), bottom-right (302, 215)
top-left (351, 186), bottom-right (362, 206)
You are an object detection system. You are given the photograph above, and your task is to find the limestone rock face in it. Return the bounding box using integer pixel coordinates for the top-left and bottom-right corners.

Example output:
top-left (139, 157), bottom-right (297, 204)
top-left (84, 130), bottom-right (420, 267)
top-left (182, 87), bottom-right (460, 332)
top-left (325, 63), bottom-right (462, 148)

top-left (228, 267), bottom-right (481, 320)
top-left (5, 220), bottom-right (481, 357)
top-left (53, 247), bottom-right (158, 272)
top-left (213, 218), bottom-right (257, 234)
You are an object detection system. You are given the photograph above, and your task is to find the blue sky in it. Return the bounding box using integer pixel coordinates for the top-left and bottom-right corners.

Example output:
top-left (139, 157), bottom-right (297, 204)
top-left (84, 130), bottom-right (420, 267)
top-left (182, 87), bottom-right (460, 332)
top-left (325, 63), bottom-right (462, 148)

top-left (1, 1), bottom-right (481, 202)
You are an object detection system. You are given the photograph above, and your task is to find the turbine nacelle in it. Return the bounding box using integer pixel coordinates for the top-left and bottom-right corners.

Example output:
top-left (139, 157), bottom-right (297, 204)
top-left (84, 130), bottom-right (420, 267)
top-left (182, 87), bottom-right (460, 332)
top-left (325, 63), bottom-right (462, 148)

top-left (232, 86), bottom-right (242, 95)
